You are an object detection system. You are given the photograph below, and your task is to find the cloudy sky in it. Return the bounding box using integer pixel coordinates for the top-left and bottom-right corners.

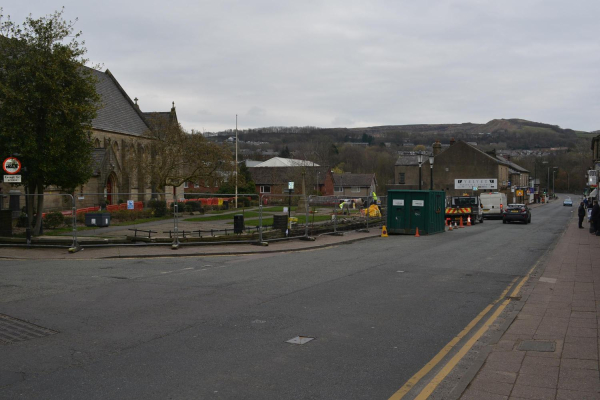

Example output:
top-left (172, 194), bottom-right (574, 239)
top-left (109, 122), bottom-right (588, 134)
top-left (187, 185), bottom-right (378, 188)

top-left (4, 1), bottom-right (600, 132)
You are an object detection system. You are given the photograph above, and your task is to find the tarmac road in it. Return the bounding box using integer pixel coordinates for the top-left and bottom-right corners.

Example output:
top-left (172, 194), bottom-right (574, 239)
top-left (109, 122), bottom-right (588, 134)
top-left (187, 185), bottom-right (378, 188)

top-left (0, 198), bottom-right (573, 399)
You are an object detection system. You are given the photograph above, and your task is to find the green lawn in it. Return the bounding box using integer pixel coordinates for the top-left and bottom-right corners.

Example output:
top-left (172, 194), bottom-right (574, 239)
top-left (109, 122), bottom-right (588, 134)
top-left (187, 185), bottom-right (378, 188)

top-left (185, 212), bottom-right (262, 222)
top-left (43, 216), bottom-right (172, 236)
top-left (236, 214), bottom-right (335, 227)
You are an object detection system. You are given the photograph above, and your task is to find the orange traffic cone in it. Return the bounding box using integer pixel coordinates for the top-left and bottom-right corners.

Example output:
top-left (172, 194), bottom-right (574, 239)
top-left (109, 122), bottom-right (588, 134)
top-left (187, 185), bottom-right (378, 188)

top-left (454, 220), bottom-right (458, 229)
top-left (381, 225), bottom-right (388, 237)
top-left (415, 227), bottom-right (420, 237)
top-left (467, 216), bottom-right (472, 226)
top-left (447, 219), bottom-right (452, 231)
top-left (459, 217), bottom-right (464, 228)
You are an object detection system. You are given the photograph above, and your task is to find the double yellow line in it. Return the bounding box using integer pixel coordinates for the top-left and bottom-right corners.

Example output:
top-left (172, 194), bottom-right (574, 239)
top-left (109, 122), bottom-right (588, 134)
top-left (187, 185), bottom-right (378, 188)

top-left (389, 269), bottom-right (533, 400)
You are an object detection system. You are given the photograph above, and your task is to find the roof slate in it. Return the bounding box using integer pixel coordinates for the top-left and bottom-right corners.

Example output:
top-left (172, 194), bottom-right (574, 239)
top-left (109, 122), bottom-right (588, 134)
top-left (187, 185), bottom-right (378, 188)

top-left (90, 68), bottom-right (150, 136)
top-left (395, 155), bottom-right (419, 166)
top-left (249, 166), bottom-right (330, 185)
top-left (333, 173), bottom-right (375, 187)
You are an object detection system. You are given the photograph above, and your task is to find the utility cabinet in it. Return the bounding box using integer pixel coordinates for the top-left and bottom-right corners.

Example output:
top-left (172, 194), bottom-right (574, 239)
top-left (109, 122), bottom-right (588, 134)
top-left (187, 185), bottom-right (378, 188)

top-left (386, 190), bottom-right (445, 235)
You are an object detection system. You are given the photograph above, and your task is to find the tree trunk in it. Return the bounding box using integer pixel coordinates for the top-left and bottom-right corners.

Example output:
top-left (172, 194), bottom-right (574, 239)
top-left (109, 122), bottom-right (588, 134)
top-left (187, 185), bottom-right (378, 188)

top-left (33, 183), bottom-right (45, 236)
top-left (26, 182), bottom-right (35, 231)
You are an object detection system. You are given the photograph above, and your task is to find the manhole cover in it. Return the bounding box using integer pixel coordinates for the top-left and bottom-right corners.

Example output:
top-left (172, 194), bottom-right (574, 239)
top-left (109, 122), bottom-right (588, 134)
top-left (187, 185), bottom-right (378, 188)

top-left (0, 314), bottom-right (58, 345)
top-left (517, 340), bottom-right (556, 352)
top-left (286, 336), bottom-right (315, 345)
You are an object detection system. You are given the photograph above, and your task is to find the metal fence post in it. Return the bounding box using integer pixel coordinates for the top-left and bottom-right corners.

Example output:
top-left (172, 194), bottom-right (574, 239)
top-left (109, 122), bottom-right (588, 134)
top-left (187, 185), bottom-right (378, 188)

top-left (172, 193), bottom-right (180, 249)
top-left (304, 194), bottom-right (309, 238)
top-left (68, 194), bottom-right (81, 253)
top-left (258, 197), bottom-right (264, 244)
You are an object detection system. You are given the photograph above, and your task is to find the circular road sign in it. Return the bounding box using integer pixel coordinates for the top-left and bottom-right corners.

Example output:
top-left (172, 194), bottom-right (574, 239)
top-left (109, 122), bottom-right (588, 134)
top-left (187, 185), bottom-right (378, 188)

top-left (3, 157), bottom-right (22, 175)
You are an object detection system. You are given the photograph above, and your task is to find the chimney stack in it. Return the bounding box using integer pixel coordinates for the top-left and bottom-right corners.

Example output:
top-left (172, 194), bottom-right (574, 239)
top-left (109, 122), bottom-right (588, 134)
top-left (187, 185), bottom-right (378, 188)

top-left (433, 140), bottom-right (442, 156)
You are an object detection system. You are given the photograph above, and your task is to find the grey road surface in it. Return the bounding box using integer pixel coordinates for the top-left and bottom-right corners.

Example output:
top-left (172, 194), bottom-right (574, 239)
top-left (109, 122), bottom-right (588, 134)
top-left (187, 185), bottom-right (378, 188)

top-left (0, 199), bottom-right (574, 399)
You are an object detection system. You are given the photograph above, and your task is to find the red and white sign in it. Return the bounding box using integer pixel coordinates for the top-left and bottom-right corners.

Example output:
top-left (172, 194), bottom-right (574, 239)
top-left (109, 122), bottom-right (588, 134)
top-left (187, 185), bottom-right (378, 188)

top-left (2, 157), bottom-right (21, 174)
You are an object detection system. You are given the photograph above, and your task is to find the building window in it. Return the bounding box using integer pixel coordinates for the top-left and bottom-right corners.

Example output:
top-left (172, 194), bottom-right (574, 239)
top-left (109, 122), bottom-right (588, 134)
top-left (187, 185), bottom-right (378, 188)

top-left (260, 186), bottom-right (271, 193)
top-left (334, 186), bottom-right (343, 192)
top-left (399, 173), bottom-right (405, 184)
top-left (194, 182), bottom-right (199, 188)
top-left (184, 182), bottom-right (189, 188)
top-left (351, 186), bottom-right (360, 193)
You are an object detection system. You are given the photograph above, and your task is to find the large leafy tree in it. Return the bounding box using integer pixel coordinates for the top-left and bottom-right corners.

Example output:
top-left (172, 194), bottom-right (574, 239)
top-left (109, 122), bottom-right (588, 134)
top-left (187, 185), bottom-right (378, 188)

top-left (139, 115), bottom-right (231, 196)
top-left (0, 9), bottom-right (100, 234)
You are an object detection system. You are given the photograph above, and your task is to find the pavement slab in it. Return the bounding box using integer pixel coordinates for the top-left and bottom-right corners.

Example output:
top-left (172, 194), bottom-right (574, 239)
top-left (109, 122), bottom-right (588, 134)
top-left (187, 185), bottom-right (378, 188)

top-left (460, 214), bottom-right (600, 399)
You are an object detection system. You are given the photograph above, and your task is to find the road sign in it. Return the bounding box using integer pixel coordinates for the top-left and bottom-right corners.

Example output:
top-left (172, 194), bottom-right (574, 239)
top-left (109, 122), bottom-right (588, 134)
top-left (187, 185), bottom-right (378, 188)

top-left (516, 190), bottom-right (524, 196)
top-left (455, 179), bottom-right (497, 190)
top-left (2, 157), bottom-right (21, 174)
top-left (3, 175), bottom-right (21, 183)
top-left (127, 200), bottom-right (134, 210)
top-left (288, 181), bottom-right (294, 190)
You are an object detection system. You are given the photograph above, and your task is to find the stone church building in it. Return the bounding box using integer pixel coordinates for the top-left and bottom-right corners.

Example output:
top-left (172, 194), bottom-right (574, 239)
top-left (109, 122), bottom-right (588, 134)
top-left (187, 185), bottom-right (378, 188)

top-left (2, 68), bottom-right (183, 211)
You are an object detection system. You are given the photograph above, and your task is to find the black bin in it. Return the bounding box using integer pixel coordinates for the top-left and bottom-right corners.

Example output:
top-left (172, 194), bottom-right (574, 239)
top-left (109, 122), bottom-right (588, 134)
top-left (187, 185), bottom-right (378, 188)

top-left (234, 214), bottom-right (244, 234)
top-left (85, 213), bottom-right (111, 227)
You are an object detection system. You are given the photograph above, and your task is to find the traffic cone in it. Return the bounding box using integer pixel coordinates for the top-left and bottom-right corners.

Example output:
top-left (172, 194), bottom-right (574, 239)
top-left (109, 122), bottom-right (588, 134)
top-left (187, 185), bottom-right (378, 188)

top-left (467, 216), bottom-right (472, 226)
top-left (381, 225), bottom-right (388, 237)
top-left (459, 217), bottom-right (464, 228)
top-left (454, 220), bottom-right (458, 229)
top-left (448, 222), bottom-right (453, 231)
top-left (415, 227), bottom-right (420, 237)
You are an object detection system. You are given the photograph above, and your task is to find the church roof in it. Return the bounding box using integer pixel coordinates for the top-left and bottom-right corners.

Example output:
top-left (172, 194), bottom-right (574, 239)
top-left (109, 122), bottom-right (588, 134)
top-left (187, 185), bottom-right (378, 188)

top-left (90, 68), bottom-right (151, 136)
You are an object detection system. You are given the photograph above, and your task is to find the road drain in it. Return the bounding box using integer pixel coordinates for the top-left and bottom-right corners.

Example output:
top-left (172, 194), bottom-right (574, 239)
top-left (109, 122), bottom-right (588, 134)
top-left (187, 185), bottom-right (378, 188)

top-left (0, 314), bottom-right (58, 345)
top-left (286, 336), bottom-right (315, 345)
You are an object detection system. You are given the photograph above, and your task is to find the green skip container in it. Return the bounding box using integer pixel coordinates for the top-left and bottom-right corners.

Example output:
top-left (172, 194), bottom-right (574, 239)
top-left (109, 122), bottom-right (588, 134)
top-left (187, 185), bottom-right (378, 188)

top-left (386, 190), bottom-right (446, 235)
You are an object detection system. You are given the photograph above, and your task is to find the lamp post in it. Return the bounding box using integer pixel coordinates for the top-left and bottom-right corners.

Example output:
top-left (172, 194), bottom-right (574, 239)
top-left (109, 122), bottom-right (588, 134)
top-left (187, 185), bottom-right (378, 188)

top-left (417, 152), bottom-right (424, 190)
top-left (235, 114), bottom-right (238, 209)
top-left (542, 161), bottom-right (549, 194)
top-left (552, 167), bottom-right (558, 198)
top-left (429, 154), bottom-right (434, 190)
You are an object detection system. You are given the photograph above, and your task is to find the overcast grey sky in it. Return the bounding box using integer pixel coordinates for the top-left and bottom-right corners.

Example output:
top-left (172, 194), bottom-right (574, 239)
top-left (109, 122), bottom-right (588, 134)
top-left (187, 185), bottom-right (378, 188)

top-left (4, 1), bottom-right (600, 132)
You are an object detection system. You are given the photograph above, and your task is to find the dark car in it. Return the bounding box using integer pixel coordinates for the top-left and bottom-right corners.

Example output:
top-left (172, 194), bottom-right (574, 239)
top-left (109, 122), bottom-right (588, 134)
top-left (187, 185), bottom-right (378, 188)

top-left (503, 203), bottom-right (531, 224)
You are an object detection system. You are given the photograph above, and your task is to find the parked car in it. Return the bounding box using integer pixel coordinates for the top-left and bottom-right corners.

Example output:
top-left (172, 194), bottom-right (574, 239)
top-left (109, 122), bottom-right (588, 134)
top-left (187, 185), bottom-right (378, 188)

top-left (563, 198), bottom-right (573, 206)
top-left (502, 203), bottom-right (531, 224)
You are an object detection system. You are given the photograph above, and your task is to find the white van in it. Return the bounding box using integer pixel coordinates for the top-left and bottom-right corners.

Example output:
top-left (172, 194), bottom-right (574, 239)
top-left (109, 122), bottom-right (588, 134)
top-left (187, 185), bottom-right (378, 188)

top-left (479, 192), bottom-right (507, 219)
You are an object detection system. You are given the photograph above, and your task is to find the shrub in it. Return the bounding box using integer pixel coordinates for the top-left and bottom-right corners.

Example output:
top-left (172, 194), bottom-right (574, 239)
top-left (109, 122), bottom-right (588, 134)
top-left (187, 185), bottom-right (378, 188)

top-left (148, 200), bottom-right (167, 217)
top-left (64, 216), bottom-right (74, 227)
top-left (44, 211), bottom-right (65, 229)
top-left (186, 201), bottom-right (202, 212)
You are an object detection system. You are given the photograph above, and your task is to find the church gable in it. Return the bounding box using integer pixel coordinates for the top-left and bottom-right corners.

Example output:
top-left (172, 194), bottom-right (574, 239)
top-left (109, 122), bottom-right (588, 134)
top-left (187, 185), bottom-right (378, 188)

top-left (90, 68), bottom-right (150, 136)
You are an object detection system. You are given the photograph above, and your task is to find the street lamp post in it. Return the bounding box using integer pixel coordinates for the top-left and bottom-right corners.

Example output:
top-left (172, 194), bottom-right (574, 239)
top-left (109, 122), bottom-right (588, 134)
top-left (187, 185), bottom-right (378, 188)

top-left (429, 154), bottom-right (434, 190)
top-left (235, 114), bottom-right (238, 209)
top-left (552, 167), bottom-right (558, 198)
top-left (417, 152), bottom-right (424, 190)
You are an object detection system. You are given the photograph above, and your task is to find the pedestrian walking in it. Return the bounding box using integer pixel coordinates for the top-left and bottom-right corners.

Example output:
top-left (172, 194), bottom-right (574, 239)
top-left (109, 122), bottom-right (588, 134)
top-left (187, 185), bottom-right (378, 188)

top-left (578, 201), bottom-right (586, 228)
top-left (584, 197), bottom-right (589, 208)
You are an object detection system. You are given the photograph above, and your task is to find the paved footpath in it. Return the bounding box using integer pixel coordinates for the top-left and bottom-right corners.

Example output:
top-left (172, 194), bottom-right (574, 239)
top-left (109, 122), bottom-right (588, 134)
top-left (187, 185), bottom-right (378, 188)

top-left (460, 214), bottom-right (600, 399)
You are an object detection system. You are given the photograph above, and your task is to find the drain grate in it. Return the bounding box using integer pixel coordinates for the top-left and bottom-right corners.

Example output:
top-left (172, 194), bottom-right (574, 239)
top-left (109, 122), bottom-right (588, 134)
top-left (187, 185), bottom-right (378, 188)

top-left (0, 314), bottom-right (58, 345)
top-left (286, 336), bottom-right (315, 345)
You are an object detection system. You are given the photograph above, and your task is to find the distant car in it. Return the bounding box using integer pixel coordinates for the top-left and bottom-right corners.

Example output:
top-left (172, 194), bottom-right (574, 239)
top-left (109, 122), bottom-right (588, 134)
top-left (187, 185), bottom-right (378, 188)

top-left (563, 198), bottom-right (573, 206)
top-left (503, 203), bottom-right (531, 224)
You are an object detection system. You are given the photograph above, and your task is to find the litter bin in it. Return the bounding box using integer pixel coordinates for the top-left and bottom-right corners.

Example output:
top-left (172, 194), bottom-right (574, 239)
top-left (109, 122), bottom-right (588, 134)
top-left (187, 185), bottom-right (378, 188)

top-left (223, 200), bottom-right (229, 210)
top-left (85, 213), bottom-right (111, 227)
top-left (234, 214), bottom-right (244, 234)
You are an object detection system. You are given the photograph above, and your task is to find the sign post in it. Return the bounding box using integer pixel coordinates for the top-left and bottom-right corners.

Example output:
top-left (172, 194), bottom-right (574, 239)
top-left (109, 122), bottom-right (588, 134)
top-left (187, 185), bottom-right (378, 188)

top-left (3, 156), bottom-right (22, 184)
top-left (288, 182), bottom-right (294, 232)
